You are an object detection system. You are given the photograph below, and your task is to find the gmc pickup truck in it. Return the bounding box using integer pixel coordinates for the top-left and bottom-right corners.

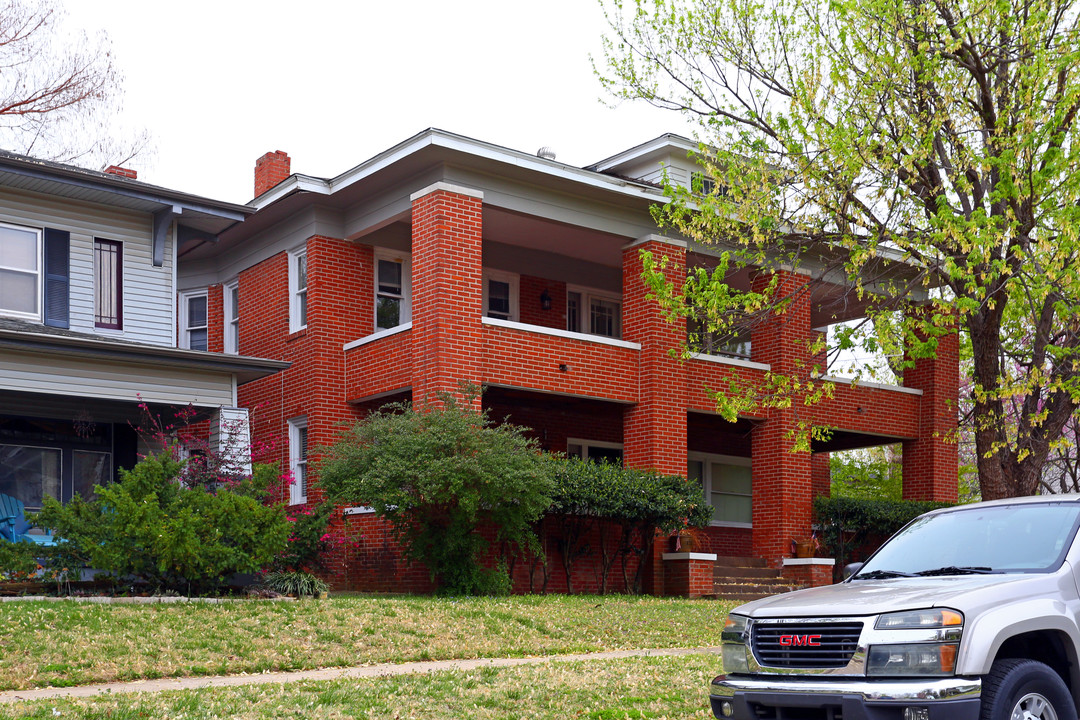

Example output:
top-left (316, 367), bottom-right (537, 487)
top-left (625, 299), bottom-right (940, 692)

top-left (711, 495), bottom-right (1080, 720)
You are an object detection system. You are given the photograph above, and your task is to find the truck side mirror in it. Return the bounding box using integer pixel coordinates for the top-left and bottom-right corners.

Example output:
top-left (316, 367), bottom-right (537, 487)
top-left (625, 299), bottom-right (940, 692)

top-left (842, 562), bottom-right (863, 580)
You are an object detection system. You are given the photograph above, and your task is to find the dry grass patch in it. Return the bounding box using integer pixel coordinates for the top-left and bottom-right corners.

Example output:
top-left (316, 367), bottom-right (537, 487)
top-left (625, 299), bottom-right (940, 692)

top-left (0, 595), bottom-right (733, 690)
top-left (0, 653), bottom-right (721, 719)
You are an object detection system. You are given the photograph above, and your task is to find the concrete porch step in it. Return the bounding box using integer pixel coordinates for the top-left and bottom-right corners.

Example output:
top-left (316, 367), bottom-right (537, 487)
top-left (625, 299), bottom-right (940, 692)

top-left (713, 555), bottom-right (768, 568)
top-left (712, 565), bottom-right (784, 580)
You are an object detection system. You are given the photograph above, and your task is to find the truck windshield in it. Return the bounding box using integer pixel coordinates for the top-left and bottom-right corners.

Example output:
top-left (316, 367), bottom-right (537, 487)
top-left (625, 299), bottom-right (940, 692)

top-left (854, 503), bottom-right (1080, 578)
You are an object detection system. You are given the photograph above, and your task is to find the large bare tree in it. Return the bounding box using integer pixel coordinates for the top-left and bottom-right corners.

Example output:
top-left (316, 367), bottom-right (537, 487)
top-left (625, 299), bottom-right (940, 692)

top-left (0, 0), bottom-right (149, 167)
top-left (598, 0), bottom-right (1080, 500)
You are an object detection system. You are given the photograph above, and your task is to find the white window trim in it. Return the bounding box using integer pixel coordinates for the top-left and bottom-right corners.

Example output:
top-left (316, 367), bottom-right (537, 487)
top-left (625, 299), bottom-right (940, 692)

top-left (288, 416), bottom-right (308, 505)
top-left (566, 284), bottom-right (622, 339)
top-left (223, 280), bottom-right (239, 354)
top-left (0, 222), bottom-right (42, 322)
top-left (482, 268), bottom-right (519, 322)
top-left (373, 248), bottom-right (411, 331)
top-left (567, 438), bottom-right (624, 462)
top-left (178, 288), bottom-right (209, 351)
top-left (289, 246), bottom-right (308, 333)
top-left (689, 452), bottom-right (753, 528)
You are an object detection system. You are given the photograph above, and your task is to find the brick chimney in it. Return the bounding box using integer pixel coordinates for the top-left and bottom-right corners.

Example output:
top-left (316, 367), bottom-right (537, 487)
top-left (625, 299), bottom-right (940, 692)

top-left (104, 165), bottom-right (137, 180)
top-left (254, 150), bottom-right (291, 197)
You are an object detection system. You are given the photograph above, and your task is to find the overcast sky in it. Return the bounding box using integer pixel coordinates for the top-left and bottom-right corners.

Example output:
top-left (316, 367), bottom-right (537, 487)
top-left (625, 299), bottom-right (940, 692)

top-left (66, 0), bottom-right (697, 204)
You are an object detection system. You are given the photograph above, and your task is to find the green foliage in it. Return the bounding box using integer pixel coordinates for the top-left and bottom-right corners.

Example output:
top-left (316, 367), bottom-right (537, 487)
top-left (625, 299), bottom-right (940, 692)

top-left (261, 570), bottom-right (329, 598)
top-left (599, 0), bottom-right (1080, 499)
top-left (830, 449), bottom-right (903, 501)
top-left (318, 397), bottom-right (552, 595)
top-left (813, 496), bottom-right (953, 573)
top-left (276, 501), bottom-right (333, 573)
top-left (34, 451), bottom-right (290, 594)
top-left (0, 539), bottom-right (40, 581)
top-left (547, 457), bottom-right (712, 593)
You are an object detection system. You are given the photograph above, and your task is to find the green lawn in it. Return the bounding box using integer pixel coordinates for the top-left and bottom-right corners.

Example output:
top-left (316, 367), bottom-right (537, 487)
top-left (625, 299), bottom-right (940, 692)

top-left (0, 595), bottom-right (734, 691)
top-left (0, 654), bottom-right (721, 719)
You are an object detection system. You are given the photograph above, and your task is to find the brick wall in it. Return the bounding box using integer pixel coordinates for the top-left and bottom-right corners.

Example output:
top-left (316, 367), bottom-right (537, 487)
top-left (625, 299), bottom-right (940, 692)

top-left (622, 239), bottom-right (688, 477)
top-left (750, 269), bottom-right (814, 564)
top-left (902, 313), bottom-right (960, 501)
top-left (254, 151), bottom-right (290, 197)
top-left (410, 186), bottom-right (484, 409)
top-left (519, 275), bottom-right (566, 329)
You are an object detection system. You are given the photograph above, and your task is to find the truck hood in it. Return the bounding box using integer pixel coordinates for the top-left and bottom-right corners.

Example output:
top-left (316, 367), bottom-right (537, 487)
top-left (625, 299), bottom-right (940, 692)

top-left (736, 572), bottom-right (1068, 618)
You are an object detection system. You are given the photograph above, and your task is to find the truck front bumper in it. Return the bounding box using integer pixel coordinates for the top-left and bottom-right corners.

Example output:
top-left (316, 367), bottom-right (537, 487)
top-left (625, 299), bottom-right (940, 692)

top-left (710, 674), bottom-right (982, 720)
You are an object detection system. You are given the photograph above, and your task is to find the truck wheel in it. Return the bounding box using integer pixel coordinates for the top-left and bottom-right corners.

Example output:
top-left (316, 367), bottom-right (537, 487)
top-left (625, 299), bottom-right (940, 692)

top-left (980, 658), bottom-right (1077, 720)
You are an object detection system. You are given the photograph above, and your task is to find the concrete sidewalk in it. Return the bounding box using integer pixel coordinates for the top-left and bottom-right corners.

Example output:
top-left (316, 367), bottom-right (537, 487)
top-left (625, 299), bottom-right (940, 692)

top-left (0, 647), bottom-right (722, 704)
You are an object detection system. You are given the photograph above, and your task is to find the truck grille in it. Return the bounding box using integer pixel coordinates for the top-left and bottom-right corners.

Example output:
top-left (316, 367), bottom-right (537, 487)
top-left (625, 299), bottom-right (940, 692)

top-left (752, 621), bottom-right (863, 669)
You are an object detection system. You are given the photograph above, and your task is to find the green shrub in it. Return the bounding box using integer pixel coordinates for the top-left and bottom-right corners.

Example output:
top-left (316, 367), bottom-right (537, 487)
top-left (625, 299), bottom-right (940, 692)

top-left (0, 539), bottom-right (40, 581)
top-left (34, 451), bottom-right (290, 594)
top-left (813, 496), bottom-right (953, 575)
top-left (547, 457), bottom-right (712, 594)
top-left (318, 394), bottom-right (552, 595)
top-left (261, 570), bottom-right (329, 597)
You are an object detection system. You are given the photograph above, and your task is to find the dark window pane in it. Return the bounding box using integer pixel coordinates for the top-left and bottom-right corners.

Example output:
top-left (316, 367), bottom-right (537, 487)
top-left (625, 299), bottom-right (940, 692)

top-left (94, 239), bottom-right (122, 329)
top-left (487, 279), bottom-right (511, 319)
top-left (376, 296), bottom-right (400, 330)
top-left (0, 445), bottom-right (61, 510)
top-left (189, 328), bottom-right (208, 351)
top-left (188, 295), bottom-right (207, 327)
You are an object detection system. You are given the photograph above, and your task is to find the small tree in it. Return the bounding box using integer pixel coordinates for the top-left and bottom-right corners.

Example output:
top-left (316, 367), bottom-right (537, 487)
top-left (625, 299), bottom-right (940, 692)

top-left (0, 0), bottom-right (150, 166)
top-left (318, 397), bottom-right (553, 595)
top-left (548, 457), bottom-right (713, 594)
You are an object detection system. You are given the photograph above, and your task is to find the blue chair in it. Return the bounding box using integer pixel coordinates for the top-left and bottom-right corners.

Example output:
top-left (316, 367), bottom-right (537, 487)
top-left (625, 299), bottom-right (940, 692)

top-left (0, 493), bottom-right (57, 547)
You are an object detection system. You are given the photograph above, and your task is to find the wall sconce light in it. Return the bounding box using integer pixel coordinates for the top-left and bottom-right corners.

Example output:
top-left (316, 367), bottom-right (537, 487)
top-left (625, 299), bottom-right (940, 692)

top-left (540, 289), bottom-right (552, 311)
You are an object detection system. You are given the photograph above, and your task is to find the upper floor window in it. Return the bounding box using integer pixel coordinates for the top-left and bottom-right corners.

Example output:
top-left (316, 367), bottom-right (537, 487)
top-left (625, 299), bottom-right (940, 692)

top-left (93, 239), bottom-right (122, 330)
top-left (223, 281), bottom-right (239, 354)
top-left (688, 317), bottom-right (752, 359)
top-left (0, 223), bottom-right (42, 320)
top-left (375, 250), bottom-right (411, 331)
top-left (289, 247), bottom-right (307, 332)
top-left (483, 270), bottom-right (518, 322)
top-left (179, 289), bottom-right (208, 351)
top-left (566, 287), bottom-right (622, 339)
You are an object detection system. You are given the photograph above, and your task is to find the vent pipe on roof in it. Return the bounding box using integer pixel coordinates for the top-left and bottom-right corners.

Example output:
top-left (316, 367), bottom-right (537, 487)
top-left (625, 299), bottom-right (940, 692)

top-left (537, 147), bottom-right (556, 161)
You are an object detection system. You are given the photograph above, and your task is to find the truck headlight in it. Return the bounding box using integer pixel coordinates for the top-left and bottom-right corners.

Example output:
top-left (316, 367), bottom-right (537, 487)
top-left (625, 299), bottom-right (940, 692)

top-left (721, 614), bottom-right (751, 674)
top-left (866, 643), bottom-right (959, 676)
top-left (875, 609), bottom-right (963, 630)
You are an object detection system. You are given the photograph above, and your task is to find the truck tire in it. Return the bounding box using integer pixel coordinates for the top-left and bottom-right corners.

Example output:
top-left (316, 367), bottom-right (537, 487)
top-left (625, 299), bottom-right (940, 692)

top-left (980, 658), bottom-right (1077, 720)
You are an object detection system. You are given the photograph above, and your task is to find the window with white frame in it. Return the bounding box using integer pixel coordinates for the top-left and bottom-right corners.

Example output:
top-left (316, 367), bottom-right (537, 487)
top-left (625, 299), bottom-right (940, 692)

top-left (566, 286), bottom-right (622, 339)
top-left (374, 250), bottom-right (411, 331)
top-left (688, 454), bottom-right (752, 526)
top-left (289, 247), bottom-right (308, 332)
top-left (288, 417), bottom-right (308, 505)
top-left (483, 270), bottom-right (518, 322)
top-left (223, 281), bottom-right (239, 354)
top-left (179, 289), bottom-right (208, 351)
top-left (687, 316), bottom-right (752, 359)
top-left (567, 439), bottom-right (624, 465)
top-left (0, 222), bottom-right (42, 320)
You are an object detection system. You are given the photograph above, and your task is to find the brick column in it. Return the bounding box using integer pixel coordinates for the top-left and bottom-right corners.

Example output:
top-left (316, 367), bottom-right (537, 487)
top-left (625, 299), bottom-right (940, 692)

top-left (901, 312), bottom-right (959, 501)
top-left (750, 268), bottom-right (814, 563)
top-left (621, 235), bottom-right (688, 476)
top-left (811, 452), bottom-right (831, 499)
top-left (409, 183), bottom-right (484, 410)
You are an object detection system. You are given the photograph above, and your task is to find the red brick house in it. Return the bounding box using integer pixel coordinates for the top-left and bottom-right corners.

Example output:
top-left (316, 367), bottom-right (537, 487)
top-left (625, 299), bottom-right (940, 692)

top-left (176, 129), bottom-right (958, 593)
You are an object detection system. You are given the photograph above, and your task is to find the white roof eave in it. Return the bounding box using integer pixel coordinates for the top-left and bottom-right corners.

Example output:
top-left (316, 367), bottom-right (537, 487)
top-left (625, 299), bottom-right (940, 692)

top-left (250, 129), bottom-right (671, 211)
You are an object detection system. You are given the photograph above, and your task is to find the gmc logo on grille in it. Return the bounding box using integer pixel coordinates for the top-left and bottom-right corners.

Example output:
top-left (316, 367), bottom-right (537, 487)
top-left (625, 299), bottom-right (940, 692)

top-left (778, 634), bottom-right (822, 647)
